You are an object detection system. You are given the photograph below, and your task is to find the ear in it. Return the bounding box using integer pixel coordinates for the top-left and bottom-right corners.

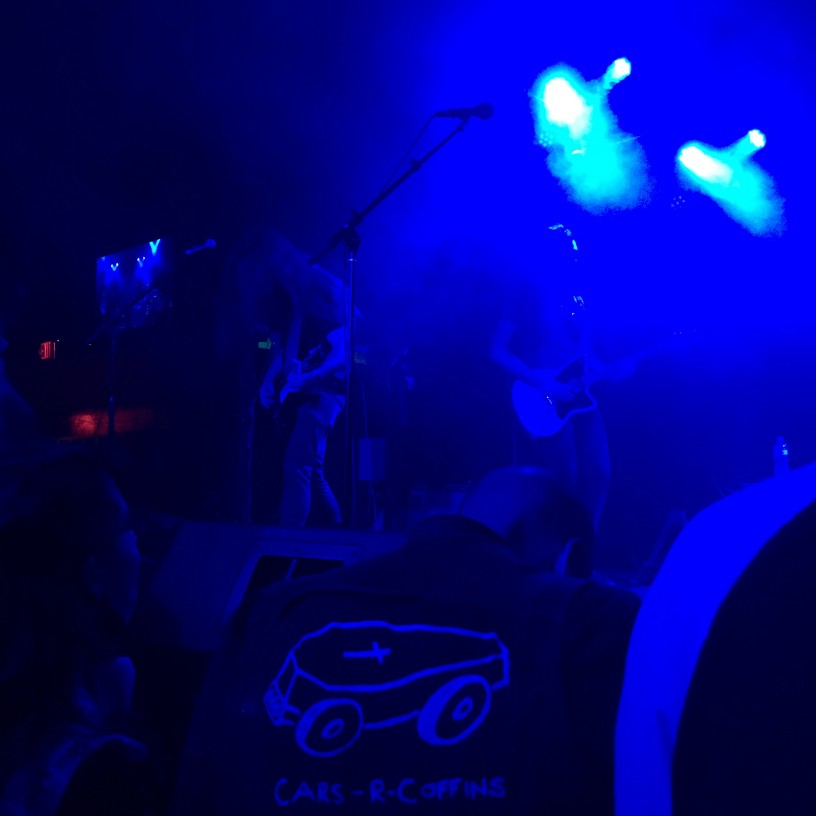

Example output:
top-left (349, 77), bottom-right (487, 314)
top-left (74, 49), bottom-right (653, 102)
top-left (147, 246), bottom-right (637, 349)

top-left (82, 555), bottom-right (105, 600)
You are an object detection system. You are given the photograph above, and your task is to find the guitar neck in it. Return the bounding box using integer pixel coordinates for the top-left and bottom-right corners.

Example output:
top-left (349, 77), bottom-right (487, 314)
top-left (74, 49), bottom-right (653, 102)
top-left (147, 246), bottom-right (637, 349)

top-left (584, 332), bottom-right (688, 385)
top-left (282, 312), bottom-right (303, 368)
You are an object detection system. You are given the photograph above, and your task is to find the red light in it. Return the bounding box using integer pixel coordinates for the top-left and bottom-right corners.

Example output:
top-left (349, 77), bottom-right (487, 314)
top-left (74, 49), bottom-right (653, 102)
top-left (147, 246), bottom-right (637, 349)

top-left (67, 407), bottom-right (160, 439)
top-left (39, 341), bottom-right (58, 361)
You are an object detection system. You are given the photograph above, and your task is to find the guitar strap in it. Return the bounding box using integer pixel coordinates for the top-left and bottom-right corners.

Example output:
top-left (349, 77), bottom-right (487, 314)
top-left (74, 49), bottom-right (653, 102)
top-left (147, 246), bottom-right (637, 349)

top-left (282, 308), bottom-right (302, 375)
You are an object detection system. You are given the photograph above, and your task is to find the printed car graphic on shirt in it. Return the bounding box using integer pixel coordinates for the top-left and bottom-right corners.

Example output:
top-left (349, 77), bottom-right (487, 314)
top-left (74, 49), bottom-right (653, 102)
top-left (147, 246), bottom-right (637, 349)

top-left (263, 621), bottom-right (510, 757)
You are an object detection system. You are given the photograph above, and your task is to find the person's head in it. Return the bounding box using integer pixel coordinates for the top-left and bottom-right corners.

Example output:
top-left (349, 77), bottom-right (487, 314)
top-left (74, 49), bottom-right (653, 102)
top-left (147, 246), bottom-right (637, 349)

top-left (233, 226), bottom-right (345, 326)
top-left (0, 449), bottom-right (141, 732)
top-left (459, 466), bottom-right (594, 575)
top-left (541, 223), bottom-right (580, 268)
top-left (0, 448), bottom-right (141, 624)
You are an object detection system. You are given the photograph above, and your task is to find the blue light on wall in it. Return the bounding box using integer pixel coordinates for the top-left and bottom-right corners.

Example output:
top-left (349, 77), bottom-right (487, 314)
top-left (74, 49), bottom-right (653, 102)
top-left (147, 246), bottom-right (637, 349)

top-left (96, 237), bottom-right (169, 323)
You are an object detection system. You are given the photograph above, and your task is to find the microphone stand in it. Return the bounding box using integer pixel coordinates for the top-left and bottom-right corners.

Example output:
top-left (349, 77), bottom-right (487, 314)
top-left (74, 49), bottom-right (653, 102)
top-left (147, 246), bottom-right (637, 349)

top-left (309, 116), bottom-right (473, 528)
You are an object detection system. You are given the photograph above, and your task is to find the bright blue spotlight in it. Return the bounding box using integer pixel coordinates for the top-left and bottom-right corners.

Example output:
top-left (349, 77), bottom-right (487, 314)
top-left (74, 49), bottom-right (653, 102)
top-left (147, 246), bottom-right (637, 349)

top-left (540, 76), bottom-right (592, 137)
top-left (149, 239), bottom-right (161, 256)
top-left (676, 137), bottom-right (784, 235)
top-left (731, 129), bottom-right (767, 158)
top-left (748, 129), bottom-right (766, 149)
top-left (611, 58), bottom-right (631, 80)
top-left (602, 57), bottom-right (632, 90)
top-left (530, 61), bottom-right (650, 212)
top-left (677, 145), bottom-right (733, 185)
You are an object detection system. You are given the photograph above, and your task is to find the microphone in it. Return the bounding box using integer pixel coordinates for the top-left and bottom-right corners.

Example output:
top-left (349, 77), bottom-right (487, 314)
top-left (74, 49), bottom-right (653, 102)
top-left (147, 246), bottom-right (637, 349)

top-left (184, 238), bottom-right (217, 256)
top-left (434, 102), bottom-right (494, 120)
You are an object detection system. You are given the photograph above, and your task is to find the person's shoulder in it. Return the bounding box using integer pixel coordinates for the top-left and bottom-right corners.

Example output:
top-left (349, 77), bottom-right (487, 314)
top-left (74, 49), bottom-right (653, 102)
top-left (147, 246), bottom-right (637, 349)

top-left (562, 581), bottom-right (641, 653)
top-left (233, 552), bottom-right (398, 642)
top-left (570, 580), bottom-right (641, 619)
top-left (60, 734), bottom-right (163, 816)
top-left (407, 513), bottom-right (503, 546)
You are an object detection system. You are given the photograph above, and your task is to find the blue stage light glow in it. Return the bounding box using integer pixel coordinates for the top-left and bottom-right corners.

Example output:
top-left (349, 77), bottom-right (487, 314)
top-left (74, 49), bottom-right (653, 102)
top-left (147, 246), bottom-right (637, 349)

top-left (610, 58), bottom-right (631, 81)
top-left (530, 62), bottom-right (650, 213)
top-left (730, 129), bottom-right (768, 160)
top-left (602, 57), bottom-right (632, 91)
top-left (748, 129), bottom-right (766, 149)
top-left (97, 238), bottom-right (170, 320)
top-left (540, 76), bottom-right (592, 138)
top-left (676, 137), bottom-right (784, 235)
top-left (678, 145), bottom-right (734, 185)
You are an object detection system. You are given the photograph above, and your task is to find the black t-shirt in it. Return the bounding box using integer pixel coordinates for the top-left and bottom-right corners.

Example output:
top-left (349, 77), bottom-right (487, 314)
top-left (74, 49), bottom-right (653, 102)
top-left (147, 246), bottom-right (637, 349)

top-left (174, 515), bottom-right (639, 815)
top-left (672, 499), bottom-right (816, 815)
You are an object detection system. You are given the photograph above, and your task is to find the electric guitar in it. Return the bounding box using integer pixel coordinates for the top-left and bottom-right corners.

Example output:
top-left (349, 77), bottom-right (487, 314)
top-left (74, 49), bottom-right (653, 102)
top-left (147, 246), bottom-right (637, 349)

top-left (258, 308), bottom-right (300, 412)
top-left (259, 325), bottom-right (343, 413)
top-left (276, 343), bottom-right (333, 405)
top-left (512, 332), bottom-right (690, 438)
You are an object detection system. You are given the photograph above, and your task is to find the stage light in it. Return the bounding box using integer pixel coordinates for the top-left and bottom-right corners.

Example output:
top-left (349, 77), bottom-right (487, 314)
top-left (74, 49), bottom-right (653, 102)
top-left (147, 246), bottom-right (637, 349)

top-left (675, 134), bottom-right (784, 235)
top-left (677, 145), bottom-right (734, 185)
top-left (540, 76), bottom-right (592, 138)
top-left (530, 62), bottom-right (650, 212)
top-left (730, 129), bottom-right (767, 159)
top-left (602, 57), bottom-right (632, 90)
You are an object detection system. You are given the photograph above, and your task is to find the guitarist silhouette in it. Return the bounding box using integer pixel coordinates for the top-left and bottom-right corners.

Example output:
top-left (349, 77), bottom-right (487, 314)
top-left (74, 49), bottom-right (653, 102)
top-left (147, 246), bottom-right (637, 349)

top-left (233, 227), bottom-right (347, 527)
top-left (490, 224), bottom-right (612, 564)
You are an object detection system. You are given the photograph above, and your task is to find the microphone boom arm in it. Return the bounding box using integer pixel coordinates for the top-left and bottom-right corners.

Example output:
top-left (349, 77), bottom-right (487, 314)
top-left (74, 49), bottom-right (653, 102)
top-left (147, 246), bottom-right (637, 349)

top-left (309, 118), bottom-right (471, 265)
top-left (308, 114), bottom-right (475, 527)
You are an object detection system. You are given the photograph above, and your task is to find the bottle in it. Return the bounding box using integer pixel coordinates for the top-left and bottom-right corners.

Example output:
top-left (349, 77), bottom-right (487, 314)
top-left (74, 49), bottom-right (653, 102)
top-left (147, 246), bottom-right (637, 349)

top-left (773, 436), bottom-right (789, 476)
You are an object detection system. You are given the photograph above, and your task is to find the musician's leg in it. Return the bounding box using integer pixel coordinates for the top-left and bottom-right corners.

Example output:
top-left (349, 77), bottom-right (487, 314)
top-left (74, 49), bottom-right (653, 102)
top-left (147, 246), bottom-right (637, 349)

top-left (309, 394), bottom-right (344, 525)
top-left (572, 407), bottom-right (611, 535)
top-left (280, 393), bottom-right (343, 527)
top-left (279, 402), bottom-right (319, 527)
top-left (516, 422), bottom-right (579, 491)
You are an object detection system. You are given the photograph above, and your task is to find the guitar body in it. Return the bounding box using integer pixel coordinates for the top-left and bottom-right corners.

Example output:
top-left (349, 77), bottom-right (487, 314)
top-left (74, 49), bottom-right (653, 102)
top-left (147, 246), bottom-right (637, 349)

top-left (511, 356), bottom-right (598, 438)
top-left (259, 332), bottom-right (339, 418)
top-left (510, 330), bottom-right (692, 439)
top-left (262, 351), bottom-right (314, 420)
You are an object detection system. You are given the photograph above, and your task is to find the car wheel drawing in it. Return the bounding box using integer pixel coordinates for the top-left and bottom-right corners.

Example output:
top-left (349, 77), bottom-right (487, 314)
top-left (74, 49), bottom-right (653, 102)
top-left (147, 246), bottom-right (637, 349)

top-left (295, 697), bottom-right (364, 757)
top-left (417, 674), bottom-right (492, 745)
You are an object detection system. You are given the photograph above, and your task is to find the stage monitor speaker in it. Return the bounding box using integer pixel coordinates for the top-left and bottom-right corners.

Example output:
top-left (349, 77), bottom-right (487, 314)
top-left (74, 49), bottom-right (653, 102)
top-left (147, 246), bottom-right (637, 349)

top-left (141, 522), bottom-right (403, 651)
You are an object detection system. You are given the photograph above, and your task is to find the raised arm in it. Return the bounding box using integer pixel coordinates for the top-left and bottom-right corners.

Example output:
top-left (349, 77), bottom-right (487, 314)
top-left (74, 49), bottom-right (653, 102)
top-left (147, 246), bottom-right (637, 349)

top-left (284, 326), bottom-right (346, 395)
top-left (490, 316), bottom-right (539, 386)
top-left (490, 316), bottom-right (578, 402)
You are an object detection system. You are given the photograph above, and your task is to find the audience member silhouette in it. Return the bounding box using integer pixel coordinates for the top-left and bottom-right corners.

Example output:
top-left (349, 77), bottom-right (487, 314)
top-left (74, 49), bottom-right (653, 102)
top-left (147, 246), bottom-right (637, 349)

top-left (174, 466), bottom-right (639, 815)
top-left (0, 450), bottom-right (160, 815)
top-left (615, 463), bottom-right (816, 816)
top-left (0, 322), bottom-right (40, 506)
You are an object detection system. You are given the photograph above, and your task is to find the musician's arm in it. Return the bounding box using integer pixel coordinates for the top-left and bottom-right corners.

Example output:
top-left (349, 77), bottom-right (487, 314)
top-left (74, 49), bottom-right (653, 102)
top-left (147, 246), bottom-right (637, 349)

top-left (297, 326), bottom-right (346, 389)
top-left (490, 318), bottom-right (578, 401)
top-left (259, 352), bottom-right (283, 408)
top-left (489, 318), bottom-right (540, 385)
